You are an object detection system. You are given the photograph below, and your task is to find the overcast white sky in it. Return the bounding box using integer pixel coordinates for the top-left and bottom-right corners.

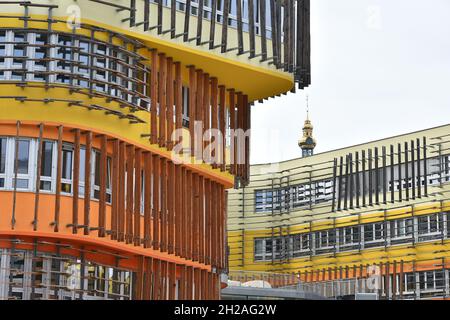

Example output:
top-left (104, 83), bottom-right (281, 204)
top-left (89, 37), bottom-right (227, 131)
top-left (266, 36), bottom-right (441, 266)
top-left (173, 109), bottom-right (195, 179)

top-left (250, 0), bottom-right (450, 164)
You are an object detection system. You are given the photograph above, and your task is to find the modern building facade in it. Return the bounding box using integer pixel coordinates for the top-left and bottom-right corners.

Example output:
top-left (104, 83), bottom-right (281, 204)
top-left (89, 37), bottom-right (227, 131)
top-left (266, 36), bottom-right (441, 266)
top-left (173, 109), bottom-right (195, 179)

top-left (0, 1), bottom-right (311, 300)
top-left (228, 124), bottom-right (450, 300)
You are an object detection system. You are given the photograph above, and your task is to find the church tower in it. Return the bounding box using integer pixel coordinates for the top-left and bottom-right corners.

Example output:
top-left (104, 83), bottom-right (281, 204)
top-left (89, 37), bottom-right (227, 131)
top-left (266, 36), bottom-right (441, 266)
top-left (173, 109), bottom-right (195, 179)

top-left (298, 97), bottom-right (317, 157)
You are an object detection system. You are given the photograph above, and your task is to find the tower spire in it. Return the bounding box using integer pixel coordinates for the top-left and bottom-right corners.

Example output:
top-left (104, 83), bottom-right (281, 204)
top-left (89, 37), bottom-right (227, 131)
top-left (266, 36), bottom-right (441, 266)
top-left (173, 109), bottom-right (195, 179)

top-left (298, 95), bottom-right (316, 157)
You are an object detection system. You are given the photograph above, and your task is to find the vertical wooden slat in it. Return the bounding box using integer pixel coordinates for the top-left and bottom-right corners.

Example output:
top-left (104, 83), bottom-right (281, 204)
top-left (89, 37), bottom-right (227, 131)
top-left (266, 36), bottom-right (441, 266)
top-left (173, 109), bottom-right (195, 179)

top-left (331, 158), bottom-right (337, 212)
top-left (188, 66), bottom-right (197, 157)
top-left (175, 165), bottom-right (182, 256)
top-left (184, 0), bottom-right (192, 42)
top-left (337, 156), bottom-right (343, 211)
top-left (161, 158), bottom-right (167, 252)
top-left (84, 131), bottom-right (92, 236)
top-left (392, 260), bottom-right (397, 300)
top-left (33, 124), bottom-right (44, 231)
top-left (349, 153), bottom-right (354, 209)
top-left (126, 145), bottom-right (135, 244)
top-left (399, 260), bottom-right (404, 298)
top-left (229, 89), bottom-right (236, 175)
top-left (259, 0), bottom-right (267, 60)
top-left (175, 62), bottom-right (183, 131)
top-left (221, 0), bottom-right (230, 53)
top-left (243, 95), bottom-right (250, 184)
top-left (236, 92), bottom-right (244, 179)
top-left (355, 152), bottom-right (360, 207)
top-left (195, 69), bottom-right (204, 160)
top-left (271, 0), bottom-right (279, 66)
top-left (54, 126), bottom-right (63, 232)
top-left (111, 139), bottom-right (119, 240)
top-left (390, 145), bottom-right (395, 203)
top-left (193, 173), bottom-right (199, 261)
top-left (398, 143), bottom-right (403, 201)
top-left (135, 256), bottom-right (144, 300)
top-left (375, 147), bottom-right (380, 205)
top-left (150, 50), bottom-right (158, 145)
top-left (166, 57), bottom-right (174, 150)
top-left (168, 161), bottom-right (175, 254)
top-left (423, 137), bottom-right (428, 196)
top-left (159, 53), bottom-right (167, 148)
top-left (219, 184), bottom-right (225, 269)
top-left (72, 128), bottom-right (80, 234)
top-left (211, 78), bottom-right (219, 168)
top-left (219, 85), bottom-right (227, 172)
top-left (362, 150), bottom-right (366, 206)
top-left (411, 140), bottom-right (416, 199)
top-left (98, 135), bottom-right (107, 238)
top-left (416, 138), bottom-right (422, 198)
top-left (144, 0), bottom-right (150, 31)
top-left (157, 0), bottom-right (163, 34)
top-left (199, 176), bottom-right (205, 264)
top-left (404, 142), bottom-right (409, 201)
top-left (118, 141), bottom-right (126, 241)
top-left (368, 149), bottom-right (373, 206)
top-left (153, 259), bottom-right (161, 300)
top-left (236, 0), bottom-right (244, 54)
top-left (169, 263), bottom-right (176, 300)
top-left (382, 146), bottom-right (387, 204)
top-left (205, 179), bottom-right (211, 265)
top-left (170, 0), bottom-right (176, 38)
top-left (145, 257), bottom-right (154, 300)
top-left (144, 152), bottom-right (152, 248)
top-left (209, 0), bottom-right (217, 50)
top-left (153, 154), bottom-right (160, 250)
top-left (183, 169), bottom-right (189, 259)
top-left (196, 0), bottom-right (204, 45)
top-left (203, 74), bottom-right (211, 154)
top-left (134, 148), bottom-right (142, 246)
top-left (187, 171), bottom-right (193, 260)
top-left (248, 0), bottom-right (256, 57)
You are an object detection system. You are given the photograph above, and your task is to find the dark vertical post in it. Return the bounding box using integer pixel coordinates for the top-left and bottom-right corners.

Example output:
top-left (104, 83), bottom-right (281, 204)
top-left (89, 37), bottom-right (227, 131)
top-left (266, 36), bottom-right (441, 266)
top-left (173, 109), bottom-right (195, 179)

top-left (344, 155), bottom-right (349, 210)
top-left (248, 0), bottom-right (256, 57)
top-left (209, 0), bottom-right (217, 49)
top-left (221, 0), bottom-right (230, 53)
top-left (411, 140), bottom-right (416, 200)
top-left (390, 145), bottom-right (395, 203)
top-left (144, 152), bottom-right (152, 248)
top-left (134, 149), bottom-right (142, 246)
top-left (54, 126), bottom-right (63, 232)
top-left (416, 138), bottom-right (422, 198)
top-left (331, 158), bottom-right (337, 212)
top-left (126, 145), bottom-right (135, 244)
top-left (72, 129), bottom-right (80, 234)
top-left (355, 151), bottom-right (360, 208)
top-left (33, 124), bottom-right (44, 231)
top-left (349, 153), bottom-right (354, 209)
top-left (423, 137), bottom-right (428, 196)
top-left (84, 131), bottom-right (92, 235)
top-left (382, 146), bottom-right (387, 204)
top-left (362, 150), bottom-right (366, 207)
top-left (184, 0), bottom-right (192, 42)
top-left (368, 149), bottom-right (373, 206)
top-left (404, 142), bottom-right (409, 201)
top-left (337, 156), bottom-right (343, 211)
top-left (259, 0), bottom-right (267, 60)
top-left (375, 147), bottom-right (380, 205)
top-left (98, 135), bottom-right (107, 238)
top-left (236, 0), bottom-right (244, 54)
top-left (397, 143), bottom-right (402, 202)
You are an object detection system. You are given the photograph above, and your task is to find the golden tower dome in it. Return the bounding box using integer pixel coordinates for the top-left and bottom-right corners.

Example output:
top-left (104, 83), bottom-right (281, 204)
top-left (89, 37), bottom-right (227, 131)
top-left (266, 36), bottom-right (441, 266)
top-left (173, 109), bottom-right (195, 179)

top-left (298, 98), bottom-right (316, 157)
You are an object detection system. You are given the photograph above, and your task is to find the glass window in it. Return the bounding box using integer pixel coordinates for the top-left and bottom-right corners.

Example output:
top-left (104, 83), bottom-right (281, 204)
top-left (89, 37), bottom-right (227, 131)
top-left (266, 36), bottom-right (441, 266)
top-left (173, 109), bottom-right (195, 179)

top-left (40, 141), bottom-right (54, 191)
top-left (0, 137), bottom-right (6, 188)
top-left (61, 147), bottom-right (73, 194)
top-left (41, 141), bottom-right (53, 177)
top-left (16, 140), bottom-right (30, 174)
top-left (0, 137), bottom-right (6, 173)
